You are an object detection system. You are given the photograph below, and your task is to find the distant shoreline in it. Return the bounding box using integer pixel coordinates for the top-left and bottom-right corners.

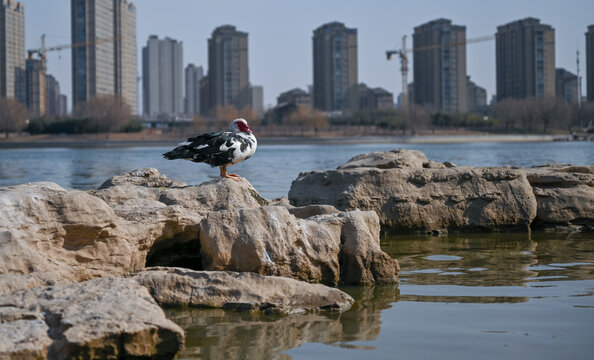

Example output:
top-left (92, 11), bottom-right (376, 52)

top-left (0, 134), bottom-right (563, 149)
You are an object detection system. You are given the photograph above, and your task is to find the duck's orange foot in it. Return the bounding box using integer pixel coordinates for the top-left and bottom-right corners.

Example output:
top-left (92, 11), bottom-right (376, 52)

top-left (222, 173), bottom-right (240, 182)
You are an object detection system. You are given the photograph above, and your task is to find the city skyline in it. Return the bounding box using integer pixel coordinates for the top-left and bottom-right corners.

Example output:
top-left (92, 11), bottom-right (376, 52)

top-left (19, 0), bottom-right (594, 112)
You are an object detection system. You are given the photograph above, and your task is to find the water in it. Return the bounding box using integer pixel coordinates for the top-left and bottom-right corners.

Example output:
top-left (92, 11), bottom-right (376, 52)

top-left (168, 232), bottom-right (594, 360)
top-left (0, 140), bottom-right (593, 199)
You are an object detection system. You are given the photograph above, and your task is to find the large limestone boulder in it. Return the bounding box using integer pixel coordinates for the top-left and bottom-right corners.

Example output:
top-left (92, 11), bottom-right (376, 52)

top-left (199, 206), bottom-right (398, 285)
top-left (0, 277), bottom-right (183, 359)
top-left (132, 267), bottom-right (353, 314)
top-left (0, 182), bottom-right (144, 295)
top-left (524, 165), bottom-right (594, 230)
top-left (90, 168), bottom-right (267, 267)
top-left (289, 150), bottom-right (537, 233)
top-left (0, 170), bottom-right (267, 295)
top-left (338, 148), bottom-right (429, 169)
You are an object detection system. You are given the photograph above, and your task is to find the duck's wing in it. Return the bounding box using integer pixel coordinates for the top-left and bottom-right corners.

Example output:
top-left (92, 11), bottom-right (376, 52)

top-left (163, 131), bottom-right (245, 166)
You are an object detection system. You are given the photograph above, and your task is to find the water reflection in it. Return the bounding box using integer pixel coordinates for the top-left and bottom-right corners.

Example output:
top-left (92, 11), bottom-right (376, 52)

top-left (383, 232), bottom-right (594, 288)
top-left (168, 232), bottom-right (594, 359)
top-left (167, 285), bottom-right (399, 359)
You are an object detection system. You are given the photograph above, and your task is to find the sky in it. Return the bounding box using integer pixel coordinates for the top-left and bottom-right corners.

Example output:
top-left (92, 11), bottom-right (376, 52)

top-left (22, 0), bottom-right (594, 113)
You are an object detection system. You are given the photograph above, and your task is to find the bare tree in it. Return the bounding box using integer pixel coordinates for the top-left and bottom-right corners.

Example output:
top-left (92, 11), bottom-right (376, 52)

top-left (0, 98), bottom-right (28, 138)
top-left (573, 102), bottom-right (594, 131)
top-left (408, 104), bottom-right (430, 133)
top-left (74, 95), bottom-right (132, 133)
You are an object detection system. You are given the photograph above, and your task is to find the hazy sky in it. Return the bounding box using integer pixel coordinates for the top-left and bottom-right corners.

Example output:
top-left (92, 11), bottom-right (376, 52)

top-left (22, 0), bottom-right (594, 112)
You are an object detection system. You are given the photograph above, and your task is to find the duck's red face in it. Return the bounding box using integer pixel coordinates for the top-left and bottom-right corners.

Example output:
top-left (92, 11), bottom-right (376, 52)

top-left (236, 120), bottom-right (252, 133)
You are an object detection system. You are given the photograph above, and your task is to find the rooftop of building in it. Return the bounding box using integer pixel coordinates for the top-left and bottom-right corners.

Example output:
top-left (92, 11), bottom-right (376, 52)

top-left (497, 17), bottom-right (554, 31)
top-left (212, 24), bottom-right (248, 37)
top-left (2, 0), bottom-right (24, 11)
top-left (280, 88), bottom-right (308, 95)
top-left (556, 68), bottom-right (577, 77)
top-left (314, 21), bottom-right (357, 34)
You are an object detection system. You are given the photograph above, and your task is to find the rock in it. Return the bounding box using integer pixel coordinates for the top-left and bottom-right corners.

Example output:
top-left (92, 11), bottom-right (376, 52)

top-left (0, 277), bottom-right (183, 359)
top-left (0, 182), bottom-right (143, 295)
top-left (524, 165), bottom-right (594, 230)
top-left (289, 165), bottom-right (537, 233)
top-left (338, 149), bottom-right (428, 169)
top-left (0, 309), bottom-right (52, 360)
top-left (287, 204), bottom-right (340, 219)
top-left (97, 167), bottom-right (187, 189)
top-left (199, 206), bottom-right (398, 285)
top-left (132, 267), bottom-right (353, 314)
top-left (423, 161), bottom-right (447, 169)
top-left (0, 170), bottom-right (268, 295)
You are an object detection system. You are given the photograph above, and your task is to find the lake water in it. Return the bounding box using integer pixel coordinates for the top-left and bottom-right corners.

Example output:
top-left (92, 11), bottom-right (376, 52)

top-left (168, 232), bottom-right (594, 360)
top-left (0, 140), bottom-right (593, 199)
top-left (1, 140), bottom-right (593, 359)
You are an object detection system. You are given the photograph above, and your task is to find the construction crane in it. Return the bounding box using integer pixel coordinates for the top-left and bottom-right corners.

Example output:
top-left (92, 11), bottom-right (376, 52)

top-left (386, 34), bottom-right (494, 114)
top-left (26, 34), bottom-right (119, 116)
top-left (27, 34), bottom-right (120, 72)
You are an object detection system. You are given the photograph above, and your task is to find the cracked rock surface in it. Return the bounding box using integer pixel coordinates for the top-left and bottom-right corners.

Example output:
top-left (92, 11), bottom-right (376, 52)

top-left (132, 267), bottom-right (354, 314)
top-left (0, 277), bottom-right (183, 359)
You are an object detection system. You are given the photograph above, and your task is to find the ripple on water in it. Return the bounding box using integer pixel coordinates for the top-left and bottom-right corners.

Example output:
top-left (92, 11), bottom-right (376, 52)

top-left (424, 255), bottom-right (463, 261)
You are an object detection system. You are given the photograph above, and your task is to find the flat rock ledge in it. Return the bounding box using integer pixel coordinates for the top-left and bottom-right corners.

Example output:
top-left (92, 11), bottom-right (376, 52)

top-left (132, 267), bottom-right (354, 314)
top-left (289, 149), bottom-right (593, 233)
top-left (0, 277), bottom-right (184, 360)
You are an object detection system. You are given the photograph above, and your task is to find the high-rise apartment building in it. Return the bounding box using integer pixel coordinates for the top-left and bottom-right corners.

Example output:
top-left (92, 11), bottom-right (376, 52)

top-left (206, 25), bottom-right (249, 113)
top-left (312, 22), bottom-right (357, 112)
top-left (59, 94), bottom-right (68, 116)
top-left (71, 0), bottom-right (137, 113)
top-left (467, 76), bottom-right (487, 113)
top-left (555, 68), bottom-right (578, 104)
top-left (0, 0), bottom-right (25, 103)
top-left (142, 36), bottom-right (183, 117)
top-left (25, 59), bottom-right (44, 117)
top-left (115, 0), bottom-right (136, 115)
top-left (413, 18), bottom-right (467, 113)
top-left (587, 25), bottom-right (594, 102)
top-left (185, 64), bottom-right (202, 116)
top-left (46, 74), bottom-right (61, 116)
top-left (249, 85), bottom-right (263, 118)
top-left (496, 18), bottom-right (555, 101)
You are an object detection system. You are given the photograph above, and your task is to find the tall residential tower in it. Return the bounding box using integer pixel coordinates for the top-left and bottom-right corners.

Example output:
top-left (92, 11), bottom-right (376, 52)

top-left (142, 36), bottom-right (183, 117)
top-left (71, 0), bottom-right (137, 113)
top-left (206, 25), bottom-right (249, 113)
top-left (0, 0), bottom-right (25, 103)
top-left (586, 25), bottom-right (594, 102)
top-left (184, 64), bottom-right (202, 116)
top-left (412, 18), bottom-right (467, 113)
top-left (496, 18), bottom-right (555, 101)
top-left (312, 22), bottom-right (357, 112)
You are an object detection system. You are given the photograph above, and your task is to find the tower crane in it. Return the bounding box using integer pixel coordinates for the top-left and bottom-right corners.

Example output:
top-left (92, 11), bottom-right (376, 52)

top-left (26, 34), bottom-right (119, 116)
top-left (386, 34), bottom-right (494, 115)
top-left (27, 34), bottom-right (120, 72)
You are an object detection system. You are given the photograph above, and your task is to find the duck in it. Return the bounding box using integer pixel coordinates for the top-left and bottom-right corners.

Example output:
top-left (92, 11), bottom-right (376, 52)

top-left (162, 118), bottom-right (257, 181)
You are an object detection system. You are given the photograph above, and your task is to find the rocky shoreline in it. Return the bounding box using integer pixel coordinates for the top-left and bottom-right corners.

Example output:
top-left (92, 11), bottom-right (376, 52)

top-left (1, 149), bottom-right (592, 358)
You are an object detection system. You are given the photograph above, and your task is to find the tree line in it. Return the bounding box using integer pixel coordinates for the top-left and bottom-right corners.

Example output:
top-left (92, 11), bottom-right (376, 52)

top-left (0, 95), bottom-right (139, 138)
top-left (1, 94), bottom-right (593, 138)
